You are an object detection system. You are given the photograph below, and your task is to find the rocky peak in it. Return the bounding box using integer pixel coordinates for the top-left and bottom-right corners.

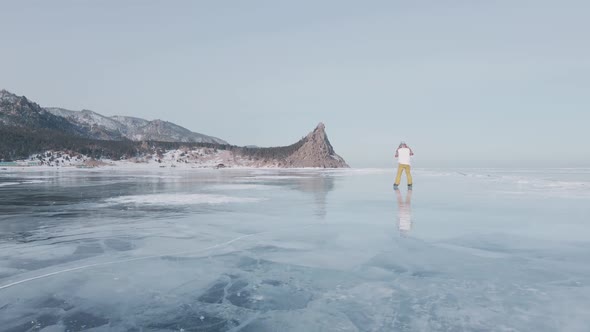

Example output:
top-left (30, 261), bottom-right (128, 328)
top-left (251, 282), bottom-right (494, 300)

top-left (0, 89), bottom-right (25, 105)
top-left (0, 90), bottom-right (39, 115)
top-left (0, 89), bottom-right (16, 97)
top-left (0, 90), bottom-right (84, 135)
top-left (305, 122), bottom-right (335, 155)
top-left (285, 123), bottom-right (348, 168)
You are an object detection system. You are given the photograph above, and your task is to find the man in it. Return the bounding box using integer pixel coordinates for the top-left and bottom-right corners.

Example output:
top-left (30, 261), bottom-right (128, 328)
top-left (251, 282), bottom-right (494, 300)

top-left (394, 142), bottom-right (414, 190)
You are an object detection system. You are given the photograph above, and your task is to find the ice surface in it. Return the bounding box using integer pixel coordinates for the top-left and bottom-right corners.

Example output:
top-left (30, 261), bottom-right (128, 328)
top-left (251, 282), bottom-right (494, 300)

top-left (0, 168), bottom-right (589, 331)
top-left (104, 194), bottom-right (266, 206)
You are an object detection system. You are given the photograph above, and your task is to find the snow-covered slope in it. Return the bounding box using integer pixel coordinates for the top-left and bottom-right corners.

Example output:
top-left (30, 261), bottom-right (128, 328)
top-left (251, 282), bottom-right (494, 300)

top-left (19, 148), bottom-right (282, 168)
top-left (120, 119), bottom-right (228, 144)
top-left (44, 108), bottom-right (228, 144)
top-left (46, 108), bottom-right (124, 133)
top-left (109, 115), bottom-right (149, 130)
top-left (45, 108), bottom-right (125, 140)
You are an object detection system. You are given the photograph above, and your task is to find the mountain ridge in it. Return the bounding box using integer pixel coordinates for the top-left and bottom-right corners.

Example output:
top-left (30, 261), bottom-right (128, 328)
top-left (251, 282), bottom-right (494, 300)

top-left (1, 89), bottom-right (226, 144)
top-left (44, 107), bottom-right (228, 144)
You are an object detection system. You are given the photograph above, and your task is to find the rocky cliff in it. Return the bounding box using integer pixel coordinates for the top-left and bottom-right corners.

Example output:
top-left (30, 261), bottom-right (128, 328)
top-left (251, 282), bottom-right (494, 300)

top-left (283, 123), bottom-right (348, 168)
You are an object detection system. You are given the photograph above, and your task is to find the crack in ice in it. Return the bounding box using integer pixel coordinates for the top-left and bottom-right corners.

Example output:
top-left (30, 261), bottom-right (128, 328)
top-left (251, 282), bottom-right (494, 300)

top-left (0, 232), bottom-right (259, 291)
top-left (0, 224), bottom-right (315, 291)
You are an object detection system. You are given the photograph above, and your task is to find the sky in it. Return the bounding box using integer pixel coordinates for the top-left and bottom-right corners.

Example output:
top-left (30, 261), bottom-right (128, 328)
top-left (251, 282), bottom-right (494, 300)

top-left (1, 0), bottom-right (589, 168)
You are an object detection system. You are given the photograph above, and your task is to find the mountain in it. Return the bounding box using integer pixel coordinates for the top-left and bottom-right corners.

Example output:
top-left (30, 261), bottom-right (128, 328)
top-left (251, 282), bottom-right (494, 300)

top-left (110, 115), bottom-right (149, 130)
top-left (1, 89), bottom-right (227, 144)
top-left (46, 107), bottom-right (124, 132)
top-left (0, 90), bottom-right (85, 136)
top-left (284, 123), bottom-right (348, 168)
top-left (108, 116), bottom-right (227, 144)
top-left (44, 108), bottom-right (228, 144)
top-left (45, 109), bottom-right (227, 144)
top-left (44, 108), bottom-right (125, 140)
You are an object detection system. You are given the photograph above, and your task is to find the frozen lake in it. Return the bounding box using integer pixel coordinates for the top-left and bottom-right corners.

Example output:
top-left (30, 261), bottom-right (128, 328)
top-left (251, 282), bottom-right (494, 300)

top-left (0, 168), bottom-right (589, 331)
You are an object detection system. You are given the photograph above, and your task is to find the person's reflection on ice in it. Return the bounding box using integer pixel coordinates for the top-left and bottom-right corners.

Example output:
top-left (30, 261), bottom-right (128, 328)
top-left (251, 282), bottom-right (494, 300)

top-left (396, 189), bottom-right (412, 237)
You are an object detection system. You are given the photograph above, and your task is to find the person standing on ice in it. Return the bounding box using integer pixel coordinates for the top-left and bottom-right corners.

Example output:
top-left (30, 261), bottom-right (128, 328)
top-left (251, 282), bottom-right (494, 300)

top-left (394, 142), bottom-right (414, 190)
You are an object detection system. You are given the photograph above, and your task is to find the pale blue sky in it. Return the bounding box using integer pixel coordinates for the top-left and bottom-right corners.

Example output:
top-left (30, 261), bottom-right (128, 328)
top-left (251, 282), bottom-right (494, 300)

top-left (1, 1), bottom-right (588, 167)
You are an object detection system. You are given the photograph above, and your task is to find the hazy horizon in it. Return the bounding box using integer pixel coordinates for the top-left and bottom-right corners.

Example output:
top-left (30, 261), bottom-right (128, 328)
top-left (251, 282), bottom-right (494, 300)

top-left (1, 1), bottom-right (588, 168)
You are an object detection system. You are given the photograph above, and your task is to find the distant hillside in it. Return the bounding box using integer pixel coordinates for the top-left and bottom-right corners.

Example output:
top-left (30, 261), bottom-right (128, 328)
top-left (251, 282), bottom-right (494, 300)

top-left (106, 116), bottom-right (228, 144)
top-left (0, 90), bottom-right (86, 136)
top-left (44, 108), bottom-right (227, 144)
top-left (44, 108), bottom-right (126, 140)
top-left (0, 89), bottom-right (227, 144)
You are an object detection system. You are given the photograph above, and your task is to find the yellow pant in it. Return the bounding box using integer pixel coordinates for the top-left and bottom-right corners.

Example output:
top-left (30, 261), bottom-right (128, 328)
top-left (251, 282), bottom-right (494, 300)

top-left (395, 164), bottom-right (412, 185)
